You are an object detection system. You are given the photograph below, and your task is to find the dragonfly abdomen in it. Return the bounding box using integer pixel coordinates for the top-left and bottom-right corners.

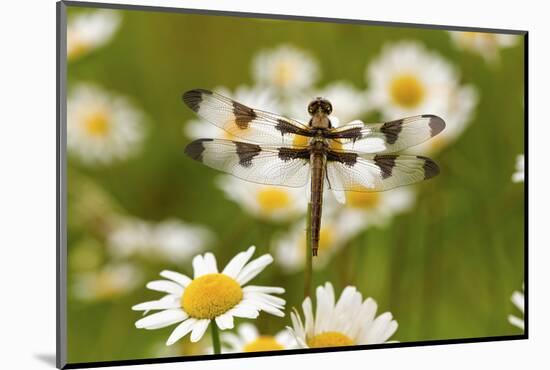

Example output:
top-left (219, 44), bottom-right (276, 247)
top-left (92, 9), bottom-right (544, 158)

top-left (310, 142), bottom-right (326, 257)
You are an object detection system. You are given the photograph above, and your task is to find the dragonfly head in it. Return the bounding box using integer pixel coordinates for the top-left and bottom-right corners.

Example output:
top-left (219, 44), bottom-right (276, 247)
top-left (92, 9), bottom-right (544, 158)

top-left (308, 97), bottom-right (332, 117)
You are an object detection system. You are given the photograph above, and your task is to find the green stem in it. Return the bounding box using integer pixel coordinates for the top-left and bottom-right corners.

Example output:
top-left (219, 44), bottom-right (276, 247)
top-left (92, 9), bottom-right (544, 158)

top-left (304, 202), bottom-right (313, 298)
top-left (211, 322), bottom-right (221, 354)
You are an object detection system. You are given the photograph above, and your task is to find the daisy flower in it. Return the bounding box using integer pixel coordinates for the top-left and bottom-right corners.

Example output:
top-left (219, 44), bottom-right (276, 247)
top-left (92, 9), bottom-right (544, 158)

top-left (288, 282), bottom-right (398, 348)
top-left (508, 284), bottom-right (524, 330)
top-left (252, 44), bottom-right (319, 93)
top-left (133, 246), bottom-right (286, 345)
top-left (216, 175), bottom-right (307, 222)
top-left (67, 10), bottom-right (121, 61)
top-left (184, 85), bottom-right (281, 142)
top-left (72, 263), bottom-right (142, 301)
top-left (217, 323), bottom-right (297, 353)
top-left (448, 31), bottom-right (520, 63)
top-left (108, 218), bottom-right (213, 263)
top-left (366, 41), bottom-right (478, 154)
top-left (512, 154), bottom-right (524, 183)
top-left (67, 83), bottom-right (146, 165)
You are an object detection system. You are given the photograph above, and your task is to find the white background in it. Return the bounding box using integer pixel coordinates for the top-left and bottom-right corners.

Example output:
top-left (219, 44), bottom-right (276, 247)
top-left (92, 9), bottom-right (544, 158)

top-left (0, 0), bottom-right (545, 368)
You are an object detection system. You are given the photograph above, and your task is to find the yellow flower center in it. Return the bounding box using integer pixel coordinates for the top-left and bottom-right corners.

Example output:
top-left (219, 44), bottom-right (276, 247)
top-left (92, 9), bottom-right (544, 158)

top-left (346, 190), bottom-right (381, 209)
top-left (243, 336), bottom-right (285, 352)
top-left (390, 74), bottom-right (425, 108)
top-left (256, 188), bottom-right (291, 214)
top-left (274, 60), bottom-right (296, 87)
top-left (307, 331), bottom-right (354, 348)
top-left (181, 274), bottom-right (243, 319)
top-left (84, 110), bottom-right (110, 137)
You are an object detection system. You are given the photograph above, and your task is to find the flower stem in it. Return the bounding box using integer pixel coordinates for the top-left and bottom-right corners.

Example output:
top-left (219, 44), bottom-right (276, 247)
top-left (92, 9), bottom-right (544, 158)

top-left (211, 323), bottom-right (221, 354)
top-left (304, 202), bottom-right (313, 298)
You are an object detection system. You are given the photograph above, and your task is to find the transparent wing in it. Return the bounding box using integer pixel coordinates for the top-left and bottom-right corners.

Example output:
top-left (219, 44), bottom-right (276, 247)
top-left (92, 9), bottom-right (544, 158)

top-left (182, 89), bottom-right (313, 145)
top-left (326, 150), bottom-right (439, 192)
top-left (185, 138), bottom-right (311, 187)
top-left (327, 115), bottom-right (445, 154)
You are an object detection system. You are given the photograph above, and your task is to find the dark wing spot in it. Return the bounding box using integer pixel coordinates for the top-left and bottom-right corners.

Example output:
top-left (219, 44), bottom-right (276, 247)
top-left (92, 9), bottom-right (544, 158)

top-left (184, 138), bottom-right (213, 162)
top-left (278, 147), bottom-right (310, 162)
top-left (374, 154), bottom-right (397, 179)
top-left (235, 141), bottom-right (261, 168)
top-left (182, 89), bottom-right (212, 112)
top-left (232, 101), bottom-right (257, 129)
top-left (380, 119), bottom-right (403, 145)
top-left (275, 118), bottom-right (312, 137)
top-left (417, 155), bottom-right (440, 179)
top-left (422, 114), bottom-right (446, 137)
top-left (327, 150), bottom-right (358, 167)
top-left (326, 127), bottom-right (363, 140)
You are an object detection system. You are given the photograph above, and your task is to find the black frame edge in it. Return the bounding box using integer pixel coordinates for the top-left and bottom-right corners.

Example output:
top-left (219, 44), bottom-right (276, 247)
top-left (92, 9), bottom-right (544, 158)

top-left (61, 0), bottom-right (527, 34)
top-left (57, 1), bottom-right (68, 369)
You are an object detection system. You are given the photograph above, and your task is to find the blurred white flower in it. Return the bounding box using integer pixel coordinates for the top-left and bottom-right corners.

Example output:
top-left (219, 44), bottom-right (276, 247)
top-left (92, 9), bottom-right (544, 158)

top-left (67, 10), bottom-right (121, 61)
top-left (67, 83), bottom-right (146, 165)
top-left (184, 85), bottom-right (281, 141)
top-left (252, 44), bottom-right (319, 93)
top-left (512, 154), bottom-right (524, 183)
top-left (217, 323), bottom-right (297, 353)
top-left (288, 282), bottom-right (398, 348)
top-left (508, 284), bottom-right (524, 330)
top-left (316, 82), bottom-right (371, 124)
top-left (133, 246), bottom-right (285, 345)
top-left (272, 212), bottom-right (355, 273)
top-left (108, 218), bottom-right (213, 263)
top-left (448, 31), bottom-right (519, 63)
top-left (216, 175), bottom-right (307, 223)
top-left (366, 41), bottom-right (478, 154)
top-left (73, 263), bottom-right (142, 301)
top-left (286, 82), bottom-right (370, 127)
top-left (337, 187), bottom-right (415, 232)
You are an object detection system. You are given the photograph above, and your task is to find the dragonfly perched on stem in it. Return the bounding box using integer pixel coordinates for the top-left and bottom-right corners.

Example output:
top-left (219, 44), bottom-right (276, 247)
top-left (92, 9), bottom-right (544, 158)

top-left (183, 88), bottom-right (445, 257)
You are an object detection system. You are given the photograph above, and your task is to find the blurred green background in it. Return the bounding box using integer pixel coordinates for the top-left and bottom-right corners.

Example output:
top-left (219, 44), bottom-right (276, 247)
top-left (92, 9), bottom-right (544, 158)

top-left (65, 4), bottom-right (525, 364)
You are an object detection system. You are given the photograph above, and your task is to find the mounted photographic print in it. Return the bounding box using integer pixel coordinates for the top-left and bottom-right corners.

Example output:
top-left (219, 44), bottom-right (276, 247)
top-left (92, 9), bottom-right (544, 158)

top-left (56, 1), bottom-right (527, 368)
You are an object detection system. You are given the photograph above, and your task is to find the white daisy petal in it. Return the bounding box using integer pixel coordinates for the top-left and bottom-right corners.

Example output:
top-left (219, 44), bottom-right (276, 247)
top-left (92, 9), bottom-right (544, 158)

top-left (302, 297), bottom-right (314, 337)
top-left (364, 312), bottom-right (393, 343)
top-left (228, 304), bottom-right (260, 319)
top-left (508, 315), bottom-right (525, 330)
top-left (511, 291), bottom-right (524, 313)
top-left (160, 270), bottom-right (192, 287)
top-left (190, 319), bottom-right (211, 342)
top-left (215, 313), bottom-right (235, 330)
top-left (380, 320), bottom-right (399, 342)
top-left (290, 310), bottom-right (305, 340)
top-left (192, 254), bottom-right (208, 278)
top-left (166, 318), bottom-right (198, 346)
top-left (146, 280), bottom-right (184, 295)
top-left (222, 246), bottom-right (256, 278)
top-left (135, 309), bottom-right (188, 330)
top-left (236, 254), bottom-right (274, 285)
top-left (203, 252), bottom-right (219, 274)
top-left (243, 285), bottom-right (285, 294)
top-left (132, 297), bottom-right (180, 311)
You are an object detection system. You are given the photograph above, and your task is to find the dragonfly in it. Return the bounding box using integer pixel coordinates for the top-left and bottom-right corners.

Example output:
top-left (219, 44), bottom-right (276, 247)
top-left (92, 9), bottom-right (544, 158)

top-left (183, 88), bottom-right (445, 256)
